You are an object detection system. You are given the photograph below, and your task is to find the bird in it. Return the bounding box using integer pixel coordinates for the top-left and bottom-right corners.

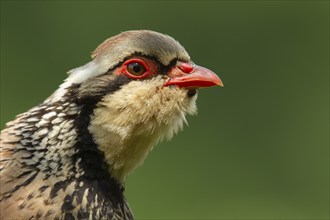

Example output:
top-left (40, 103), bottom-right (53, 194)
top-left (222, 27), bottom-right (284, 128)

top-left (0, 30), bottom-right (223, 220)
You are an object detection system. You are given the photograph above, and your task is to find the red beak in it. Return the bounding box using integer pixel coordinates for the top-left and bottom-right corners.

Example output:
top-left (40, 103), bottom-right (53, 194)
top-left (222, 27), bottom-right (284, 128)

top-left (164, 63), bottom-right (223, 88)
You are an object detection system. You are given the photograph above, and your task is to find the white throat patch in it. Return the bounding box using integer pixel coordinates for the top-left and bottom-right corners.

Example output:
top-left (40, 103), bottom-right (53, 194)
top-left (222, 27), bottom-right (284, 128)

top-left (88, 76), bottom-right (197, 182)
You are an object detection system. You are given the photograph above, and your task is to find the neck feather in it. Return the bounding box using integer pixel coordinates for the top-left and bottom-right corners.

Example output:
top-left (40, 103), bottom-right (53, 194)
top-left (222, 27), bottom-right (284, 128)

top-left (89, 77), bottom-right (197, 182)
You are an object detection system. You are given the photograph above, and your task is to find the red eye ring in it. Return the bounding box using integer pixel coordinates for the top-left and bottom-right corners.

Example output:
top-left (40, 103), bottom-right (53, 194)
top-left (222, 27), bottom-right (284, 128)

top-left (122, 59), bottom-right (150, 79)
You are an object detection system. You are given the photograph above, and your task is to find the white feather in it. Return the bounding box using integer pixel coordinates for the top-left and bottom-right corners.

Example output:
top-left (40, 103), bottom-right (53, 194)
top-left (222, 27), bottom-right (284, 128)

top-left (45, 60), bottom-right (109, 103)
top-left (89, 76), bottom-right (197, 182)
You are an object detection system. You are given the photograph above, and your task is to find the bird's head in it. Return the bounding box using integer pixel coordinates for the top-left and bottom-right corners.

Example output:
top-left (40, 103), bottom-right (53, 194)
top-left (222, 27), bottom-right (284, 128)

top-left (49, 30), bottom-right (223, 182)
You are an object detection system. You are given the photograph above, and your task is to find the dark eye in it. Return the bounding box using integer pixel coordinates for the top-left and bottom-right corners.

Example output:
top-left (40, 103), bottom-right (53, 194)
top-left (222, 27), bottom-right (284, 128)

top-left (126, 62), bottom-right (146, 76)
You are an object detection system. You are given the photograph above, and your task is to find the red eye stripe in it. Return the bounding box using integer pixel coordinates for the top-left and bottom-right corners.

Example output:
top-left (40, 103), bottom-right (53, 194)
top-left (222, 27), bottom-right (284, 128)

top-left (114, 58), bottom-right (158, 79)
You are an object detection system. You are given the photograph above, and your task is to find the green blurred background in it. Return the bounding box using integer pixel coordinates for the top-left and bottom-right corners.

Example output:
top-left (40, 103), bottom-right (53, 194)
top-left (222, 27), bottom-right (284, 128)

top-left (1, 1), bottom-right (329, 219)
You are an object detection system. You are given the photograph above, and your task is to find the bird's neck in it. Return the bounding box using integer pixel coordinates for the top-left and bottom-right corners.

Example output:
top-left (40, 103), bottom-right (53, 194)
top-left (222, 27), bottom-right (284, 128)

top-left (42, 78), bottom-right (197, 184)
top-left (20, 98), bottom-right (123, 187)
top-left (87, 79), bottom-right (198, 183)
top-left (1, 98), bottom-right (128, 211)
top-left (48, 100), bottom-right (132, 216)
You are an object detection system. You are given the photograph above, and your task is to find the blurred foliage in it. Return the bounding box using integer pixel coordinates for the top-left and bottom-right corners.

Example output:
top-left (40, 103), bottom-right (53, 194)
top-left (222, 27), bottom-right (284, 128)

top-left (1, 1), bottom-right (329, 219)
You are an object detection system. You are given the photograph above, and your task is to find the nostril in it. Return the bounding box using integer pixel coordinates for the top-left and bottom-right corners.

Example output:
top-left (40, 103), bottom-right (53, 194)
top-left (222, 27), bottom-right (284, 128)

top-left (177, 62), bottom-right (194, 74)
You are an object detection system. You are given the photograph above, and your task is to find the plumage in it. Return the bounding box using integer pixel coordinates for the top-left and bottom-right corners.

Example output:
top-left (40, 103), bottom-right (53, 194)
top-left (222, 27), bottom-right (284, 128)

top-left (0, 30), bottom-right (222, 219)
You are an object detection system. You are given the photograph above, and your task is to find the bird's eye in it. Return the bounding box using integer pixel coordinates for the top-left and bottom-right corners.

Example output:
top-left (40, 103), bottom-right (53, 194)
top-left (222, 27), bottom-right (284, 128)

top-left (120, 59), bottom-right (151, 79)
top-left (126, 62), bottom-right (146, 76)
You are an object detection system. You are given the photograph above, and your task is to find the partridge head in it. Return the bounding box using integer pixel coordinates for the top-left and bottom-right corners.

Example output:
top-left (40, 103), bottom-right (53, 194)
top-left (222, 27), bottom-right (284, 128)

top-left (0, 30), bottom-right (223, 219)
